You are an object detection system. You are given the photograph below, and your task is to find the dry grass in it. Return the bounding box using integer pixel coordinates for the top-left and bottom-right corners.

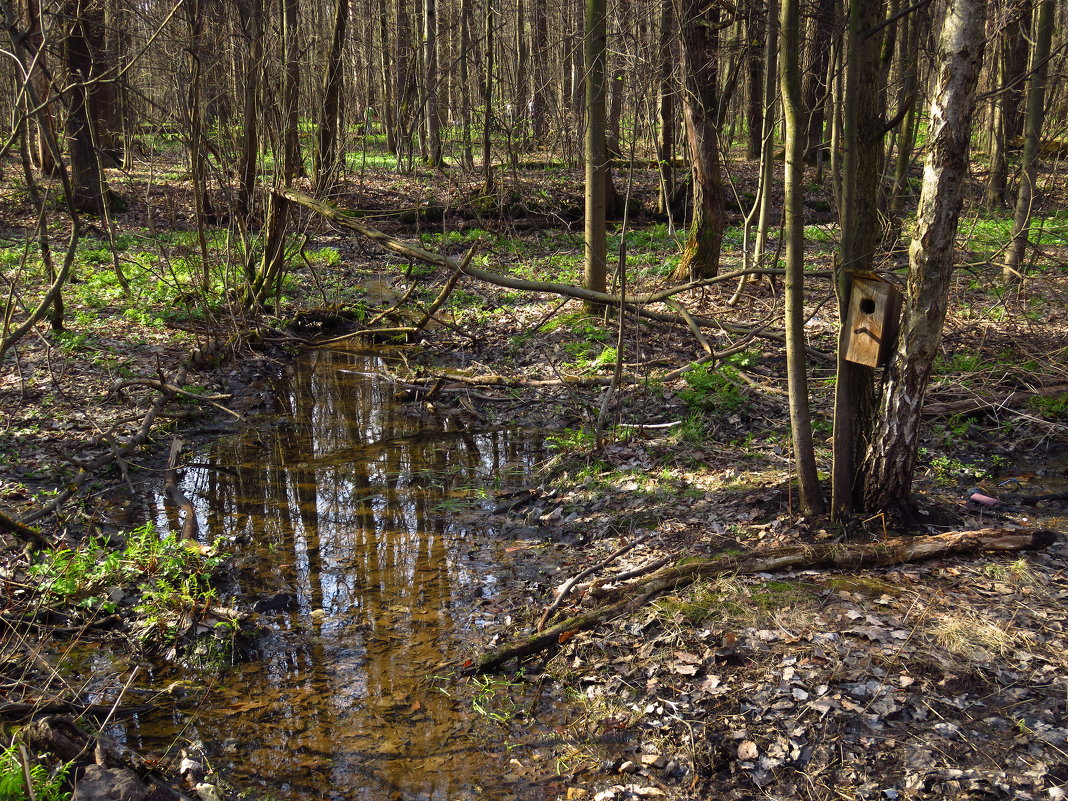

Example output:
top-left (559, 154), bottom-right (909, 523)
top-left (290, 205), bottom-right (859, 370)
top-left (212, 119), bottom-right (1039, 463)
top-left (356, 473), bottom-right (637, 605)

top-left (931, 613), bottom-right (1015, 660)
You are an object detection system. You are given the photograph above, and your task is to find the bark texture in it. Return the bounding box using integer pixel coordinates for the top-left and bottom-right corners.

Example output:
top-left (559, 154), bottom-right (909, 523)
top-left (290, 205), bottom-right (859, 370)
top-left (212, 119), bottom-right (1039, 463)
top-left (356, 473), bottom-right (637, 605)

top-left (671, 0), bottom-right (724, 281)
top-left (862, 0), bottom-right (988, 517)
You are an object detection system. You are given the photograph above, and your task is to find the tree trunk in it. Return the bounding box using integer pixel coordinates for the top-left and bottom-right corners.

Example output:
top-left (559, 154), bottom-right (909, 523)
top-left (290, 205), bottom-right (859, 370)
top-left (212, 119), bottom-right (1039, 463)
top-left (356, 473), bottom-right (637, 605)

top-left (423, 0), bottom-right (443, 166)
top-left (531, 0), bottom-right (550, 141)
top-left (744, 0), bottom-right (765, 160)
top-left (1003, 0), bottom-right (1054, 281)
top-left (801, 0), bottom-right (834, 162)
top-left (656, 0), bottom-right (676, 218)
top-left (378, 0), bottom-right (397, 154)
top-left (780, 0), bottom-right (823, 514)
top-left (482, 0), bottom-right (495, 190)
top-left (583, 0), bottom-right (608, 302)
top-left (63, 0), bottom-right (110, 213)
top-left (889, 2), bottom-right (923, 214)
top-left (830, 0), bottom-right (885, 519)
top-left (862, 0), bottom-right (988, 518)
top-left (314, 0), bottom-right (350, 189)
top-left (22, 0), bottom-right (57, 175)
top-left (671, 0), bottom-right (724, 281)
top-left (456, 0), bottom-right (474, 167)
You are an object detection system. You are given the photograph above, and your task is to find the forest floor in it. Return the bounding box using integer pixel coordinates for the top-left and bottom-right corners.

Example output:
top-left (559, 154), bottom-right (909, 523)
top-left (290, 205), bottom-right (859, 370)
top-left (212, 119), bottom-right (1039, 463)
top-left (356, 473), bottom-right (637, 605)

top-left (2, 153), bottom-right (1068, 799)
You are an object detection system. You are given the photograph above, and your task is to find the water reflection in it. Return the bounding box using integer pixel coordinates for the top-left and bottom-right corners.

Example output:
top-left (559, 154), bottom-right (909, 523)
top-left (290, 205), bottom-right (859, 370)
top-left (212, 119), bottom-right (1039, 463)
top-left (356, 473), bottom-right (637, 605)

top-left (136, 347), bottom-right (548, 800)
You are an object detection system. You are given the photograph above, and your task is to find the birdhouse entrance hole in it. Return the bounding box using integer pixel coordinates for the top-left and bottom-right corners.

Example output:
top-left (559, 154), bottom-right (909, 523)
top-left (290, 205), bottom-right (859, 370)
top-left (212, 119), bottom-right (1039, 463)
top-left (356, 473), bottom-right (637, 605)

top-left (844, 275), bottom-right (903, 368)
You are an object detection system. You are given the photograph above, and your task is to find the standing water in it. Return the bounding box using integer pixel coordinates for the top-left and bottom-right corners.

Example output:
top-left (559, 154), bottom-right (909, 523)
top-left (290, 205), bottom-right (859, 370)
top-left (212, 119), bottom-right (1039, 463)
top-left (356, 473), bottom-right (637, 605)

top-left (112, 347), bottom-right (572, 800)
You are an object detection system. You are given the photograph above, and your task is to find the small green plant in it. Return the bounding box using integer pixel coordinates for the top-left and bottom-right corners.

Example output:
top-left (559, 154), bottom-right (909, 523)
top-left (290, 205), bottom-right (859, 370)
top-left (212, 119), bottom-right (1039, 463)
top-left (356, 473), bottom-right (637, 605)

top-left (469, 674), bottom-right (523, 724)
top-left (1027, 392), bottom-right (1068, 420)
top-left (31, 524), bottom-right (227, 646)
top-left (0, 744), bottom-right (71, 801)
top-left (546, 428), bottom-right (596, 452)
top-left (679, 363), bottom-right (747, 415)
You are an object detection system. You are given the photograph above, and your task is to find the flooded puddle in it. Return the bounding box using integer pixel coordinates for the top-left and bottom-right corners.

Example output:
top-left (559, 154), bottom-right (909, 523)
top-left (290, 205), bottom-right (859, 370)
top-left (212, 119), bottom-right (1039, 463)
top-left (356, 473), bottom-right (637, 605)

top-left (99, 347), bottom-right (579, 799)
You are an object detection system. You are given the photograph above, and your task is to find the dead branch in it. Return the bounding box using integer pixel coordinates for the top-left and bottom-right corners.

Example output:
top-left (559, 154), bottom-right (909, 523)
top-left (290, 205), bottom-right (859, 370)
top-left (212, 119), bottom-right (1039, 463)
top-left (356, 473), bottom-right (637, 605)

top-left (923, 383), bottom-right (1068, 418)
top-left (276, 188), bottom-right (833, 356)
top-left (0, 510), bottom-right (49, 549)
top-left (112, 378), bottom-right (242, 420)
top-left (537, 532), bottom-right (653, 632)
top-left (468, 528), bottom-right (1058, 673)
top-left (164, 439), bottom-right (199, 540)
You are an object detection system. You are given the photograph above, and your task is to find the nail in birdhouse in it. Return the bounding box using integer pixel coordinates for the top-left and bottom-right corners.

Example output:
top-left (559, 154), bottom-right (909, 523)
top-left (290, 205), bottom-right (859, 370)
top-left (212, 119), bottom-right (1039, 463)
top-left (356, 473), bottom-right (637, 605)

top-left (844, 274), bottom-right (902, 368)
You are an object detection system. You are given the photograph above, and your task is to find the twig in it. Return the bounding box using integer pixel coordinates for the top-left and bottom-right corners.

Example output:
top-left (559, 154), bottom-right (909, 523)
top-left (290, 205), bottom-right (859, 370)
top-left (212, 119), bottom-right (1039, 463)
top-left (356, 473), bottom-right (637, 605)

top-left (20, 368), bottom-right (189, 525)
top-left (537, 532), bottom-right (653, 632)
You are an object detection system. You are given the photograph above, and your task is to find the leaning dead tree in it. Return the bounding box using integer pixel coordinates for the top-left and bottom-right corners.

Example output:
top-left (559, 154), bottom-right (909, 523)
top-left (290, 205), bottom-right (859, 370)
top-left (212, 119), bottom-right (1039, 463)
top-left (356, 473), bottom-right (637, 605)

top-left (469, 528), bottom-right (1058, 673)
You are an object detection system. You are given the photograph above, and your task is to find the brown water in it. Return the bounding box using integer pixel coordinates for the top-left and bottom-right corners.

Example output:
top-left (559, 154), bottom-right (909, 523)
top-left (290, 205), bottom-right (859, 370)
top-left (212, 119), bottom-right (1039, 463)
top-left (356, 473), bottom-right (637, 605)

top-left (107, 347), bottom-right (576, 800)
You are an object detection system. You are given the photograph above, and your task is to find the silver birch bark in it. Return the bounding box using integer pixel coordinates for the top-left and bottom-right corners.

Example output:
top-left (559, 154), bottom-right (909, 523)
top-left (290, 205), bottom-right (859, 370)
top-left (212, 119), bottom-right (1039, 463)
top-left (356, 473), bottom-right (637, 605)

top-left (862, 0), bottom-right (988, 518)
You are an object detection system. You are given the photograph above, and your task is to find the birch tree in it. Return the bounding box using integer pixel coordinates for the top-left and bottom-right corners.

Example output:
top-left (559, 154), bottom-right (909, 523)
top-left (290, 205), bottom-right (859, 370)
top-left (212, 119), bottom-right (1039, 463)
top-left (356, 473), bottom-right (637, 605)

top-left (861, 0), bottom-right (989, 517)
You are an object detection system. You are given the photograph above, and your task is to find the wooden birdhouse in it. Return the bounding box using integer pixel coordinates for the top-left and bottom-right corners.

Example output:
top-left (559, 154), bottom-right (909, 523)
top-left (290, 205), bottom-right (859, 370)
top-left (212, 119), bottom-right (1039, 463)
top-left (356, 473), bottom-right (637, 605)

top-left (844, 274), bottom-right (903, 368)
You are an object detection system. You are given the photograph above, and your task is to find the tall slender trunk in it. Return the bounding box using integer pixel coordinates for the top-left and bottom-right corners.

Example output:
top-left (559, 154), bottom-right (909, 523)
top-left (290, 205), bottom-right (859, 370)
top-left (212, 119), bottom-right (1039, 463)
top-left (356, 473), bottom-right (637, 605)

top-left (801, 0), bottom-right (834, 162)
top-left (315, 0), bottom-right (350, 189)
top-left (237, 0), bottom-right (263, 220)
top-left (423, 0), bottom-right (442, 166)
top-left (458, 0), bottom-right (474, 166)
top-left (583, 0), bottom-right (608, 302)
top-left (482, 0), bottom-right (495, 190)
top-left (23, 0), bottom-right (57, 175)
top-left (744, 0), bottom-right (765, 160)
top-left (780, 0), bottom-right (823, 514)
top-left (830, 0), bottom-right (885, 519)
top-left (63, 0), bottom-right (109, 213)
top-left (531, 0), bottom-right (550, 140)
top-left (671, 0), bottom-right (724, 281)
top-left (889, 4), bottom-right (923, 214)
top-left (1003, 0), bottom-right (1054, 280)
top-left (378, 1), bottom-right (397, 153)
top-left (656, 0), bottom-right (676, 218)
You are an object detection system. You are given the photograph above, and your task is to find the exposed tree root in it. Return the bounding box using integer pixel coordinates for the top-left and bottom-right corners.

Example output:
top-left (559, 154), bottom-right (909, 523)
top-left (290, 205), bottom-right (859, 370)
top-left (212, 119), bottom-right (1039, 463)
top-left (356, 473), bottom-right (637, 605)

top-left (467, 527), bottom-right (1058, 674)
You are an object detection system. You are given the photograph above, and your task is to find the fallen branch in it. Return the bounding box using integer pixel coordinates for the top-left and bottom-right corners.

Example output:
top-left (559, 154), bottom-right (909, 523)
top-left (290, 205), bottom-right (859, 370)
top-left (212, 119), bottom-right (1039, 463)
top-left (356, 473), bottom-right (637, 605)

top-left (0, 510), bottom-right (49, 549)
top-left (537, 532), bottom-right (653, 632)
top-left (923, 383), bottom-right (1068, 418)
top-left (468, 527), bottom-right (1058, 673)
top-left (164, 438), bottom-right (199, 540)
top-left (112, 377), bottom-right (242, 420)
top-left (276, 188), bottom-right (833, 356)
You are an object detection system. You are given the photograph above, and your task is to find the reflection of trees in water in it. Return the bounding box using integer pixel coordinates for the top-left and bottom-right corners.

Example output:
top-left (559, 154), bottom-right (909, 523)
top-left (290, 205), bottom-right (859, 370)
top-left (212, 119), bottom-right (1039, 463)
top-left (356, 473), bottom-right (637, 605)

top-left (147, 349), bottom-right (541, 797)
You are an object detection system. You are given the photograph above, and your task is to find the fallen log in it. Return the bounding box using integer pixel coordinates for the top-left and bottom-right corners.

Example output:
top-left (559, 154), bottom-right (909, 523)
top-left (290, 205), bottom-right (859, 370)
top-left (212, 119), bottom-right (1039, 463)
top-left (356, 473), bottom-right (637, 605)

top-left (468, 527), bottom-right (1058, 674)
top-left (923, 383), bottom-right (1068, 418)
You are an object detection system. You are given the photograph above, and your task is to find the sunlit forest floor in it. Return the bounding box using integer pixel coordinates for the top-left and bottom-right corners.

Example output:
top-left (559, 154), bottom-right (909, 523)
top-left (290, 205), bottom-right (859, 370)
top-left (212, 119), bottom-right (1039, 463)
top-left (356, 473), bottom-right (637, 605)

top-left (2, 143), bottom-right (1068, 798)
